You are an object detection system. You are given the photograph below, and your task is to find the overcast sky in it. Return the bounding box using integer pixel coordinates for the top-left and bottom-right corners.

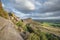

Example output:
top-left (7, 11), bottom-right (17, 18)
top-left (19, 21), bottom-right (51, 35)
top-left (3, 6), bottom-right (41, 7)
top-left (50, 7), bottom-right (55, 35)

top-left (1, 0), bottom-right (60, 20)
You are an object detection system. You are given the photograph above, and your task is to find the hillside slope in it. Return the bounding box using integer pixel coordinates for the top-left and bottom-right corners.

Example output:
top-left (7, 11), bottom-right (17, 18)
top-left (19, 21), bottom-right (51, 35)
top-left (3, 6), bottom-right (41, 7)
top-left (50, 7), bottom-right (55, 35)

top-left (23, 18), bottom-right (60, 37)
top-left (0, 0), bottom-right (60, 40)
top-left (0, 0), bottom-right (9, 19)
top-left (0, 16), bottom-right (23, 40)
top-left (0, 1), bottom-right (24, 40)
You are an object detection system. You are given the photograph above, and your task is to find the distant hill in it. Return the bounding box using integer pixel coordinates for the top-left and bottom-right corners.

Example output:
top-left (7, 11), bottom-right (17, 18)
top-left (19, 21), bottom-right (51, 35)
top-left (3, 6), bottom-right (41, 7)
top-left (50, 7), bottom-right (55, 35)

top-left (33, 19), bottom-right (60, 23)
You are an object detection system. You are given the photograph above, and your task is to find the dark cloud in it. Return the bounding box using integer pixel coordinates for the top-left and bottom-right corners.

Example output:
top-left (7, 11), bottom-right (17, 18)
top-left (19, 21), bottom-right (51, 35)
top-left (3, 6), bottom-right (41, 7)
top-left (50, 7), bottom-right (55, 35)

top-left (40, 0), bottom-right (60, 13)
top-left (2, 0), bottom-right (60, 19)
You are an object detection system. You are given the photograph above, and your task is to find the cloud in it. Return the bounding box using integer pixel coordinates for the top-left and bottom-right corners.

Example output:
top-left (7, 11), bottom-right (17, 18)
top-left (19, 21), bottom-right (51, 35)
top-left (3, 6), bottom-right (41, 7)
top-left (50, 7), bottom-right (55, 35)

top-left (40, 0), bottom-right (60, 12)
top-left (12, 0), bottom-right (35, 10)
top-left (30, 0), bottom-right (60, 19)
top-left (2, 0), bottom-right (35, 11)
top-left (32, 16), bottom-right (60, 20)
top-left (2, 0), bottom-right (60, 20)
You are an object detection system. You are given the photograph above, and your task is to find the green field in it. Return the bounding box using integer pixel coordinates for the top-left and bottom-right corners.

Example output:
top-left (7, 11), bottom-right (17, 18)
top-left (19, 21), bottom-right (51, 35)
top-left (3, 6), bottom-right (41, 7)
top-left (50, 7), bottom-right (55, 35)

top-left (41, 22), bottom-right (60, 27)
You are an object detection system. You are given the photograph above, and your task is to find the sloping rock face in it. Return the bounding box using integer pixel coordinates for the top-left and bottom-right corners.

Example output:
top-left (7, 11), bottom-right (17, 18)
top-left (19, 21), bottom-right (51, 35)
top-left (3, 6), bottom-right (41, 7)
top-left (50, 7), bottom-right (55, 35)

top-left (0, 17), bottom-right (24, 40)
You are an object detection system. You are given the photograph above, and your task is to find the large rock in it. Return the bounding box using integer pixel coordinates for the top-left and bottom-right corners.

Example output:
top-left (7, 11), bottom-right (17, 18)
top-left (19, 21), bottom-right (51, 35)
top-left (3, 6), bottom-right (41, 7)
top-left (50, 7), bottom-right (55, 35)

top-left (0, 17), bottom-right (24, 40)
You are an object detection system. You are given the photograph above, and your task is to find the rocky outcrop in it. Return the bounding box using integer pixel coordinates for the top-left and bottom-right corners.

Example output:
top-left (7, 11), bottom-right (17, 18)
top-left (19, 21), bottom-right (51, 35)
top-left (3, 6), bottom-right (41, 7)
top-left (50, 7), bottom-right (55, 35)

top-left (8, 12), bottom-right (21, 24)
top-left (0, 17), bottom-right (24, 40)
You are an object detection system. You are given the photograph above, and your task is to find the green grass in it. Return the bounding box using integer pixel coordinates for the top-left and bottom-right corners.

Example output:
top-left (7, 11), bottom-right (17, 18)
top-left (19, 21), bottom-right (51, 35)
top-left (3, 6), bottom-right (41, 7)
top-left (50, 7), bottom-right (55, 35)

top-left (41, 22), bottom-right (60, 27)
top-left (25, 24), bottom-right (60, 40)
top-left (27, 33), bottom-right (40, 40)
top-left (16, 20), bottom-right (60, 40)
top-left (16, 21), bottom-right (28, 31)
